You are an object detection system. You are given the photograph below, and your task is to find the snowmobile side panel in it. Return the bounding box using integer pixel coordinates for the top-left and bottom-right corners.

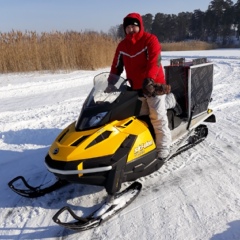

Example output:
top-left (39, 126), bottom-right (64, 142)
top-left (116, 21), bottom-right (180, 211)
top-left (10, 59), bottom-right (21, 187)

top-left (171, 110), bottom-right (214, 143)
top-left (125, 120), bottom-right (156, 162)
top-left (124, 149), bottom-right (160, 182)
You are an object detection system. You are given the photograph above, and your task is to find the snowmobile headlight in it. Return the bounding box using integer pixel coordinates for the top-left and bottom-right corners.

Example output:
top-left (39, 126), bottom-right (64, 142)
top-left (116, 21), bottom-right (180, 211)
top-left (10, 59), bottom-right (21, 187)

top-left (75, 111), bottom-right (109, 130)
top-left (88, 111), bottom-right (108, 127)
top-left (76, 112), bottom-right (108, 129)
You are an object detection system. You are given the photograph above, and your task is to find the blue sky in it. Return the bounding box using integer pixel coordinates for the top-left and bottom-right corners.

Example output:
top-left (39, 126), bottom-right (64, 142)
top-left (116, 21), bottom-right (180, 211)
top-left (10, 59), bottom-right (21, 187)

top-left (0, 0), bottom-right (237, 33)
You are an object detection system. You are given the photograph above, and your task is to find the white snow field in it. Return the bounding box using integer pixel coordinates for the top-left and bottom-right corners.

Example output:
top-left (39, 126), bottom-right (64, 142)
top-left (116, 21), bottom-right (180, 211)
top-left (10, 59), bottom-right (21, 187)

top-left (0, 49), bottom-right (240, 240)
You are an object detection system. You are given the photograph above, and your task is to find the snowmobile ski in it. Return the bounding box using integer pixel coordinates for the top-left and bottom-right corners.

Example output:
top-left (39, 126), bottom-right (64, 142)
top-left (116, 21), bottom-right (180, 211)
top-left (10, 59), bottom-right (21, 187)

top-left (8, 176), bottom-right (68, 198)
top-left (52, 181), bottom-right (142, 231)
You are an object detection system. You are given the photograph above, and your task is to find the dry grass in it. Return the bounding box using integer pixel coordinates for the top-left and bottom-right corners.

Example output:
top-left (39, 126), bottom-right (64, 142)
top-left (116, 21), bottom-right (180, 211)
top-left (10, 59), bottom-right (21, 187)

top-left (162, 40), bottom-right (217, 51)
top-left (0, 31), bottom-right (118, 73)
top-left (0, 31), bottom-right (216, 73)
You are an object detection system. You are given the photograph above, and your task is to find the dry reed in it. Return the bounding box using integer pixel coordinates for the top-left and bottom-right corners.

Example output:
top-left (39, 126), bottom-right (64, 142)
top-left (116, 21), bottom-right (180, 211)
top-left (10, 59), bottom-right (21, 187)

top-left (0, 31), bottom-right (216, 73)
top-left (0, 31), bottom-right (118, 73)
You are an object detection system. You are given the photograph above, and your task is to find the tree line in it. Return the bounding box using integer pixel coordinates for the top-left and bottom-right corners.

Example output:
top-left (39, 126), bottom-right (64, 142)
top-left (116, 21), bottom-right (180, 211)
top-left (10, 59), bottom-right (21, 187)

top-left (110, 0), bottom-right (240, 46)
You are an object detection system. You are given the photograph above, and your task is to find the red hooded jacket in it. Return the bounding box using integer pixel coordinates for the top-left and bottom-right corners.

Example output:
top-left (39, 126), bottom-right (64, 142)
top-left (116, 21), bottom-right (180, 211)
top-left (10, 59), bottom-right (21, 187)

top-left (110, 12), bottom-right (166, 90)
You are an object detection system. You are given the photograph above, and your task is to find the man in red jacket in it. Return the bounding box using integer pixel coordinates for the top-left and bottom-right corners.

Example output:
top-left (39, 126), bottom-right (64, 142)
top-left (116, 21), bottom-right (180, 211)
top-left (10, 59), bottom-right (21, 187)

top-left (110, 12), bottom-right (177, 160)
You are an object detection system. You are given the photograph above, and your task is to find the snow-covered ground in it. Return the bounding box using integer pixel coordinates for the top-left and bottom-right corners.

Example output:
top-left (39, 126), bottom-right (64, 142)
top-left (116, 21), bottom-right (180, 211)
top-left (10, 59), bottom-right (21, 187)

top-left (0, 49), bottom-right (240, 240)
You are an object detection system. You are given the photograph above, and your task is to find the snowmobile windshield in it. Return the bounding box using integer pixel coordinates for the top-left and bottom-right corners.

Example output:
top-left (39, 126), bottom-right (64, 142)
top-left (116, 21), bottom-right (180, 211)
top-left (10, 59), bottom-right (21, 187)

top-left (75, 72), bottom-right (140, 131)
top-left (85, 72), bottom-right (128, 107)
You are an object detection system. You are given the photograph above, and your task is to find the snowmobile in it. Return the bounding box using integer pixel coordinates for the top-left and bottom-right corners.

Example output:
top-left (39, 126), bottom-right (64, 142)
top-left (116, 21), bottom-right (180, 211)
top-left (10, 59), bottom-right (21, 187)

top-left (8, 58), bottom-right (216, 231)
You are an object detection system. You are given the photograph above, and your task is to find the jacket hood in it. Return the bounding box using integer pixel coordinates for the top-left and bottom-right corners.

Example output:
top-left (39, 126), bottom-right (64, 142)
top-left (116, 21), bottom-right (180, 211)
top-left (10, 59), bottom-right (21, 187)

top-left (123, 13), bottom-right (144, 43)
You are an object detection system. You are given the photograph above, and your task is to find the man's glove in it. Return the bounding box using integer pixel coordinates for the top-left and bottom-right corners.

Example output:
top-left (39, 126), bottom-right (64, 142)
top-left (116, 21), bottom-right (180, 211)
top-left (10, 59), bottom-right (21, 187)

top-left (108, 74), bottom-right (119, 85)
top-left (155, 83), bottom-right (171, 95)
top-left (142, 78), bottom-right (171, 97)
top-left (104, 74), bottom-right (119, 93)
top-left (104, 84), bottom-right (117, 93)
top-left (142, 78), bottom-right (156, 97)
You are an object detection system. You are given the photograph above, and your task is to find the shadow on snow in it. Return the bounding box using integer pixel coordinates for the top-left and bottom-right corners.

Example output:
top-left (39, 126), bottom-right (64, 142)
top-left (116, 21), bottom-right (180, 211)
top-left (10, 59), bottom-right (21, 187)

top-left (210, 220), bottom-right (240, 240)
top-left (0, 128), bottom-right (106, 239)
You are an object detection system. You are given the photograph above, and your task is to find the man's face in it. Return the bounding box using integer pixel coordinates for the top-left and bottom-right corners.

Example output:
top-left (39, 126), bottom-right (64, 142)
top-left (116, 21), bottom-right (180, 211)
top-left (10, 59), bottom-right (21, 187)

top-left (125, 25), bottom-right (140, 34)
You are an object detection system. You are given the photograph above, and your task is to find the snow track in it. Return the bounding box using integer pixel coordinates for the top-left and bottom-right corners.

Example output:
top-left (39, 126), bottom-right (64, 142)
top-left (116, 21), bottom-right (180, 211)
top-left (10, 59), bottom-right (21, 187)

top-left (1, 50), bottom-right (240, 239)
